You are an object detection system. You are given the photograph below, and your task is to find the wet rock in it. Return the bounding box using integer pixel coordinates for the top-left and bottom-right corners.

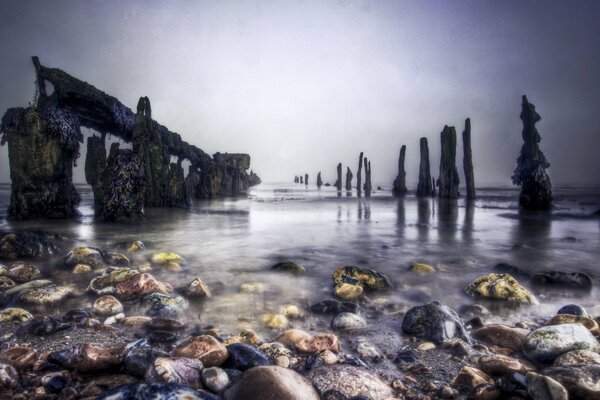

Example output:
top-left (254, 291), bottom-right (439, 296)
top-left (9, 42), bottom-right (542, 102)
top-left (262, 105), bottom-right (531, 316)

top-left (49, 344), bottom-right (123, 372)
top-left (124, 339), bottom-right (170, 377)
top-left (458, 304), bottom-right (490, 320)
top-left (471, 324), bottom-right (529, 351)
top-left (225, 329), bottom-right (260, 346)
top-left (63, 309), bottom-right (92, 322)
top-left (310, 299), bottom-right (360, 315)
top-left (409, 263), bottom-right (435, 273)
top-left (0, 276), bottom-right (15, 290)
top-left (93, 295), bottom-right (124, 316)
top-left (0, 363), bottom-right (19, 389)
top-left (523, 324), bottom-right (600, 362)
top-left (143, 293), bottom-right (189, 319)
top-left (5, 278), bottom-right (52, 294)
top-left (0, 307), bottom-right (32, 322)
top-left (307, 365), bottom-right (393, 400)
top-left (225, 365), bottom-right (320, 400)
top-left (281, 304), bottom-right (301, 319)
top-left (149, 330), bottom-right (178, 343)
top-left (0, 231), bottom-right (61, 260)
top-left (259, 342), bottom-right (300, 368)
top-left (88, 267), bottom-right (139, 295)
top-left (183, 278), bottom-right (210, 298)
top-left (271, 261), bottom-right (306, 274)
top-left (202, 367), bottom-right (230, 393)
top-left (223, 343), bottom-right (270, 371)
top-left (275, 329), bottom-right (312, 348)
top-left (465, 273), bottom-right (538, 304)
top-left (98, 383), bottom-right (220, 400)
top-left (104, 252), bottom-right (131, 267)
top-left (8, 262), bottom-right (40, 282)
top-left (261, 313), bottom-right (289, 329)
top-left (16, 282), bottom-right (76, 305)
top-left (402, 301), bottom-right (470, 344)
top-left (115, 273), bottom-right (173, 299)
top-left (63, 246), bottom-right (106, 269)
top-left (452, 366), bottom-right (493, 389)
top-left (332, 312), bottom-right (367, 331)
top-left (332, 266), bottom-right (391, 291)
top-left (526, 371), bottom-right (568, 400)
top-left (148, 318), bottom-right (185, 332)
top-left (554, 349), bottom-right (600, 366)
top-left (20, 315), bottom-right (71, 335)
top-left (333, 283), bottom-right (363, 299)
top-left (122, 315), bottom-right (153, 328)
top-left (42, 371), bottom-right (71, 393)
top-left (0, 345), bottom-right (36, 370)
top-left (477, 353), bottom-right (532, 376)
top-left (542, 365), bottom-right (600, 399)
top-left (145, 357), bottom-right (203, 387)
top-left (78, 374), bottom-right (138, 397)
top-left (557, 304), bottom-right (590, 318)
top-left (116, 240), bottom-right (145, 253)
top-left (172, 335), bottom-right (229, 367)
top-left (532, 271), bottom-right (593, 291)
top-left (296, 333), bottom-right (340, 354)
top-left (548, 314), bottom-right (599, 334)
top-left (73, 263), bottom-right (92, 273)
top-left (151, 252), bottom-right (184, 265)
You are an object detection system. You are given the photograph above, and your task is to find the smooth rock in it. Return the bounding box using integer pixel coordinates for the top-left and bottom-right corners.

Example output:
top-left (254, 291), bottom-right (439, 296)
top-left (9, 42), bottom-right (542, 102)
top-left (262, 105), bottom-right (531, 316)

top-left (151, 252), bottom-right (184, 265)
top-left (183, 278), bottom-right (210, 298)
top-left (261, 313), bottom-right (289, 329)
top-left (93, 295), bottom-right (124, 316)
top-left (88, 267), bottom-right (139, 295)
top-left (332, 312), bottom-right (367, 331)
top-left (172, 335), bottom-right (228, 367)
top-left (402, 301), bottom-right (470, 344)
top-left (73, 263), bottom-right (92, 274)
top-left (307, 365), bottom-right (393, 400)
top-left (64, 247), bottom-right (105, 269)
top-left (554, 349), bottom-right (600, 366)
top-left (333, 283), bottom-right (363, 300)
top-left (452, 366), bottom-right (493, 389)
top-left (224, 365), bottom-right (320, 400)
top-left (104, 252), bottom-right (130, 267)
top-left (526, 371), bottom-right (568, 400)
top-left (409, 263), bottom-right (435, 273)
top-left (0, 307), bottom-right (33, 322)
top-left (296, 333), bottom-right (340, 353)
top-left (477, 353), bottom-right (532, 375)
top-left (223, 343), bottom-right (270, 371)
top-left (281, 304), bottom-right (301, 319)
top-left (465, 273), bottom-right (538, 304)
top-left (8, 263), bottom-right (41, 282)
top-left (145, 357), bottom-right (203, 388)
top-left (115, 273), bottom-right (173, 299)
top-left (548, 314), bottom-right (599, 334)
top-left (275, 329), bottom-right (312, 347)
top-left (123, 339), bottom-right (170, 377)
top-left (472, 324), bottom-right (530, 351)
top-left (98, 383), bottom-right (220, 400)
top-left (16, 283), bottom-right (76, 305)
top-left (0, 275), bottom-right (15, 290)
top-left (271, 261), bottom-right (306, 274)
top-left (557, 304), bottom-right (591, 318)
top-left (543, 365), bottom-right (600, 399)
top-left (310, 299), bottom-right (360, 315)
top-left (532, 271), bottom-right (592, 291)
top-left (332, 266), bottom-right (391, 291)
top-left (524, 323), bottom-right (600, 362)
top-left (49, 344), bottom-right (123, 372)
top-left (0, 363), bottom-right (19, 389)
top-left (0, 345), bottom-right (37, 370)
top-left (202, 367), bottom-right (230, 393)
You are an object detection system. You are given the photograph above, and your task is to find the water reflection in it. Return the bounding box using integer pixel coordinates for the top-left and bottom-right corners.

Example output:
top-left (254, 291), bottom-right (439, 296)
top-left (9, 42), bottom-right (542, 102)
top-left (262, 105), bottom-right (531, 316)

top-left (417, 198), bottom-right (431, 242)
top-left (462, 202), bottom-right (475, 244)
top-left (357, 199), bottom-right (371, 220)
top-left (438, 199), bottom-right (459, 245)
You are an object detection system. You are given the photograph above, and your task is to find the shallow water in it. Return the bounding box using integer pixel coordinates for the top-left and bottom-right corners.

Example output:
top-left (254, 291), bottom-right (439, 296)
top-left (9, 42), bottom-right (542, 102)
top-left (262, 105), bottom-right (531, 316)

top-left (1, 183), bottom-right (600, 338)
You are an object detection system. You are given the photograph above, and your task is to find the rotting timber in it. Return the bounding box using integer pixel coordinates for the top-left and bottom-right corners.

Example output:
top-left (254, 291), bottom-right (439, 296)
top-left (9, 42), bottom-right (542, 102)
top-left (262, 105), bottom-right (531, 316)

top-left (0, 57), bottom-right (260, 221)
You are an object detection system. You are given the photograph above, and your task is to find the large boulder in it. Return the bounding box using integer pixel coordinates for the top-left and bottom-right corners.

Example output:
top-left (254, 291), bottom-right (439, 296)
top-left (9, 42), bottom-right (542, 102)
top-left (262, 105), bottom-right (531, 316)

top-left (523, 324), bottom-right (600, 362)
top-left (402, 301), bottom-right (470, 344)
top-left (543, 365), bottom-right (600, 399)
top-left (465, 273), bottom-right (538, 304)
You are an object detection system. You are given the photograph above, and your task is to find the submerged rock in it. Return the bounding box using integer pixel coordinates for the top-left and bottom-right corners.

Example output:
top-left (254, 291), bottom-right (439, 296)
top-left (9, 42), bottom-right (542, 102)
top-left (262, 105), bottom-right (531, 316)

top-left (310, 300), bottom-right (360, 315)
top-left (145, 357), bottom-right (203, 388)
top-left (63, 246), bottom-right (106, 269)
top-left (93, 295), bottom-right (124, 316)
top-left (523, 324), bottom-right (600, 362)
top-left (271, 261), bottom-right (306, 274)
top-left (49, 344), bottom-right (123, 372)
top-left (402, 301), bottom-right (470, 344)
top-left (15, 282), bottom-right (76, 305)
top-left (223, 343), bottom-right (270, 371)
top-left (409, 263), bottom-right (435, 273)
top-left (8, 262), bottom-right (41, 282)
top-left (307, 365), bottom-right (393, 400)
top-left (183, 278), bottom-right (210, 298)
top-left (0, 230), bottom-right (61, 260)
top-left (151, 252), bottom-right (184, 265)
top-left (532, 271), bottom-right (593, 291)
top-left (332, 312), bottom-right (367, 331)
top-left (142, 292), bottom-right (189, 318)
top-left (0, 307), bottom-right (33, 322)
top-left (333, 283), bottom-right (363, 300)
top-left (98, 383), bottom-right (220, 400)
top-left (542, 365), bottom-right (600, 399)
top-left (275, 329), bottom-right (312, 348)
top-left (332, 266), bottom-right (391, 291)
top-left (123, 339), bottom-right (170, 378)
top-left (452, 366), bottom-right (493, 389)
top-left (471, 324), bottom-right (530, 351)
top-left (19, 315), bottom-right (71, 335)
top-left (0, 276), bottom-right (15, 290)
top-left (225, 366), bottom-right (319, 400)
top-left (465, 273), bottom-right (538, 304)
top-left (261, 313), bottom-right (289, 329)
top-left (172, 335), bottom-right (228, 368)
top-left (104, 252), bottom-right (131, 267)
top-left (88, 267), bottom-right (139, 295)
top-left (115, 273), bottom-right (173, 299)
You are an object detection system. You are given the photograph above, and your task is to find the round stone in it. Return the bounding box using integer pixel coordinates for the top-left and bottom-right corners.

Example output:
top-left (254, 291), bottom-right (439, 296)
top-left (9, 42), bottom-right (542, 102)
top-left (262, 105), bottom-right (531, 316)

top-left (93, 295), bottom-right (123, 316)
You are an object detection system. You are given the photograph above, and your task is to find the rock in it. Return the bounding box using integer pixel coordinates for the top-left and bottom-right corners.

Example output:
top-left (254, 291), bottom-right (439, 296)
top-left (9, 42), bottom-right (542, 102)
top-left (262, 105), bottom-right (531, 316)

top-left (0, 346), bottom-right (37, 370)
top-left (332, 266), bottom-right (391, 291)
top-left (557, 304), bottom-right (591, 318)
top-left (151, 252), bottom-right (184, 265)
top-left (49, 344), bottom-right (123, 372)
top-left (0, 307), bottom-right (33, 322)
top-left (402, 301), bottom-right (470, 344)
top-left (148, 318), bottom-right (185, 332)
top-left (0, 276), bottom-right (14, 290)
top-left (332, 312), bottom-right (367, 331)
top-left (307, 365), bottom-right (393, 400)
top-left (296, 333), bottom-right (340, 354)
top-left (0, 363), bottom-right (19, 389)
top-left (88, 267), bottom-right (139, 295)
top-left (311, 300), bottom-right (360, 315)
top-left (260, 342), bottom-right (300, 368)
top-left (121, 315), bottom-right (153, 328)
top-left (123, 338), bottom-right (170, 377)
top-left (145, 357), bottom-right (203, 388)
top-left (63, 246), bottom-right (106, 269)
top-left (523, 324), bottom-right (600, 362)
top-left (511, 95), bottom-right (553, 210)
top-left (142, 292), bottom-right (189, 318)
top-left (554, 349), bottom-right (600, 366)
top-left (526, 371), bottom-right (568, 400)
top-left (104, 252), bottom-right (131, 267)
top-left (115, 273), bottom-right (173, 299)
top-left (93, 295), bottom-right (124, 316)
top-left (409, 263), bottom-right (435, 273)
top-left (261, 313), bottom-right (289, 329)
top-left (20, 315), bottom-right (71, 335)
top-left (271, 261), bottom-right (305, 274)
top-left (164, 261), bottom-right (182, 272)
top-left (0, 231), bottom-right (60, 260)
top-left (239, 282), bottom-right (266, 293)
top-left (224, 365), bottom-right (319, 400)
top-left (458, 304), bottom-right (490, 320)
top-left (78, 374), bottom-right (138, 397)
top-left (417, 342), bottom-right (436, 351)
top-left (477, 354), bottom-right (532, 375)
top-left (548, 314), bottom-right (599, 334)
top-left (98, 383), bottom-right (220, 400)
top-left (275, 329), bottom-right (312, 348)
top-left (15, 282), bottom-right (76, 305)
top-left (452, 366), bottom-right (493, 389)
top-left (281, 304), bottom-right (301, 319)
top-left (73, 263), bottom-right (92, 273)
top-left (42, 372), bottom-right (71, 393)
top-left (333, 283), bottom-right (363, 299)
top-left (465, 273), bottom-right (538, 304)
top-left (542, 365), bottom-right (600, 399)
top-left (183, 278), bottom-right (210, 298)
top-left (532, 271), bottom-right (593, 291)
top-left (8, 263), bottom-right (41, 282)
top-left (225, 329), bottom-right (260, 346)
top-left (223, 343), bottom-right (270, 371)
top-left (202, 367), bottom-right (230, 393)
top-left (438, 125), bottom-right (460, 199)
top-left (472, 324), bottom-right (530, 351)
top-left (417, 137), bottom-right (433, 197)
top-left (172, 335), bottom-right (229, 368)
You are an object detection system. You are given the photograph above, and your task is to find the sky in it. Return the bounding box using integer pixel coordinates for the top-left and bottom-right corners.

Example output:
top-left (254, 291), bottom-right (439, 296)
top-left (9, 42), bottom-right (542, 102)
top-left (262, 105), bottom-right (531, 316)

top-left (0, 0), bottom-right (599, 187)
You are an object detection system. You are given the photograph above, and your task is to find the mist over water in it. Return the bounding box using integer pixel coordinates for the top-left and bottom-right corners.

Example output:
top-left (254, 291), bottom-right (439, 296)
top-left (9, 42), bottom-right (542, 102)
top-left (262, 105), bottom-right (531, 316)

top-left (2, 183), bottom-right (599, 338)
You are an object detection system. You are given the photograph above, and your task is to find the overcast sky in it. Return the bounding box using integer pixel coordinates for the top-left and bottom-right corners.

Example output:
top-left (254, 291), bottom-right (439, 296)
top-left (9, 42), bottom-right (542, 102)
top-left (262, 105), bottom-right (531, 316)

top-left (1, 0), bottom-right (599, 187)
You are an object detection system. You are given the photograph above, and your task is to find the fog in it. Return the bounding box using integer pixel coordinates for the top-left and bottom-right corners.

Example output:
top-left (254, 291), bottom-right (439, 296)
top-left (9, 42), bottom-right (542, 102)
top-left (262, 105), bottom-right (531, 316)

top-left (1, 0), bottom-right (599, 187)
